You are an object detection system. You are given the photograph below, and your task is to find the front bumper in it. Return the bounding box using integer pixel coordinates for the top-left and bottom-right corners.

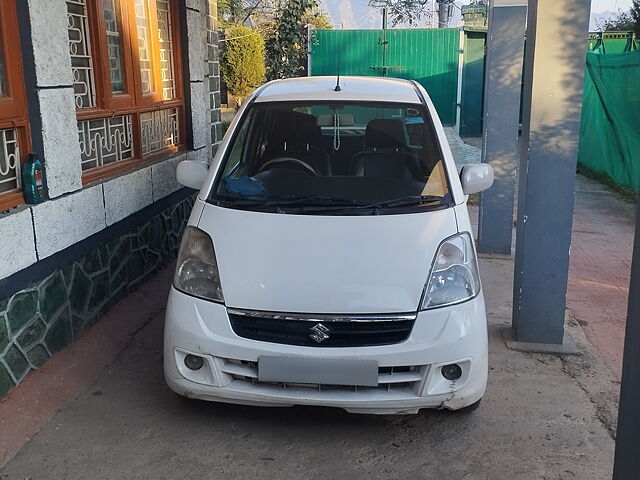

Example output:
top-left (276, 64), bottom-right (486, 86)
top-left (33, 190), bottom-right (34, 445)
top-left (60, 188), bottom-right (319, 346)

top-left (163, 288), bottom-right (488, 414)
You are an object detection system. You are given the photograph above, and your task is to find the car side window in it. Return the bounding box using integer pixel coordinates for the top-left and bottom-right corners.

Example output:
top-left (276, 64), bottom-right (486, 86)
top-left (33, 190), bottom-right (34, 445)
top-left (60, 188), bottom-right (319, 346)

top-left (222, 109), bottom-right (256, 177)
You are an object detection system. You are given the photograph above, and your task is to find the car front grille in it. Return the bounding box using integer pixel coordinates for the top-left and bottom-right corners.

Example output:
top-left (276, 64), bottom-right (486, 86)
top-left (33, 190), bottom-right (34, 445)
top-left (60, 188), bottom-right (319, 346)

top-left (227, 309), bottom-right (416, 347)
top-left (219, 358), bottom-right (427, 394)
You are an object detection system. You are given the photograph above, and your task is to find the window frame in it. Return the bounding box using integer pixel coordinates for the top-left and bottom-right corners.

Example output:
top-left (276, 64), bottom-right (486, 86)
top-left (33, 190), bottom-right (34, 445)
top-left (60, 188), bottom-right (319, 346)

top-left (0, 0), bottom-right (31, 211)
top-left (75, 0), bottom-right (186, 185)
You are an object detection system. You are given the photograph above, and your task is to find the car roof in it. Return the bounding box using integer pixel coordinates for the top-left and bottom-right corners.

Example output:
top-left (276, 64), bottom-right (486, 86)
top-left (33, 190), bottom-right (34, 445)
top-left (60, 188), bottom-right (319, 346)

top-left (254, 76), bottom-right (423, 104)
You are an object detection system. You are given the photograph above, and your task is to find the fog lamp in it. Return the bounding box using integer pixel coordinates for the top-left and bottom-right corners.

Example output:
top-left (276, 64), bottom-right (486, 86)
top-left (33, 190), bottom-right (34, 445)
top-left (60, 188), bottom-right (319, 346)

top-left (184, 354), bottom-right (204, 371)
top-left (441, 363), bottom-right (463, 381)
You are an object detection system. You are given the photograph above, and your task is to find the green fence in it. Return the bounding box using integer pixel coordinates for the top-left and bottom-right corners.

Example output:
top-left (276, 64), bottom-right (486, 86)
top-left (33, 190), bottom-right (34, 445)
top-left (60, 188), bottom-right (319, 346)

top-left (587, 32), bottom-right (639, 53)
top-left (310, 26), bottom-right (640, 178)
top-left (310, 28), bottom-right (460, 125)
top-left (459, 29), bottom-right (486, 137)
top-left (578, 50), bottom-right (640, 192)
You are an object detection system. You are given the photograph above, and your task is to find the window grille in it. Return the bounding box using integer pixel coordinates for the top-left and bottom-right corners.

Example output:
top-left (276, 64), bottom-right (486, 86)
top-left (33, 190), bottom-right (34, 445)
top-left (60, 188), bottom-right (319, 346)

top-left (68, 0), bottom-right (184, 182)
top-left (134, 0), bottom-right (155, 95)
top-left (0, 128), bottom-right (20, 194)
top-left (140, 108), bottom-right (179, 155)
top-left (78, 115), bottom-right (133, 170)
top-left (0, 0), bottom-right (31, 209)
top-left (67, 0), bottom-right (97, 108)
top-left (103, 0), bottom-right (126, 94)
top-left (156, 0), bottom-right (176, 100)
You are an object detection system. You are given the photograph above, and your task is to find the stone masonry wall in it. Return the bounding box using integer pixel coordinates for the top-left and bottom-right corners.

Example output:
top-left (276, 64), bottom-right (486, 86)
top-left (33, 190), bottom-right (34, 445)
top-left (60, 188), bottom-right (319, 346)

top-left (0, 195), bottom-right (194, 397)
top-left (207, 0), bottom-right (223, 154)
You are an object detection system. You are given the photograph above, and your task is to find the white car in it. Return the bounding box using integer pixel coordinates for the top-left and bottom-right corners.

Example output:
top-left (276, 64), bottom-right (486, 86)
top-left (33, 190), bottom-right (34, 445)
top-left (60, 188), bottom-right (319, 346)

top-left (164, 76), bottom-right (494, 414)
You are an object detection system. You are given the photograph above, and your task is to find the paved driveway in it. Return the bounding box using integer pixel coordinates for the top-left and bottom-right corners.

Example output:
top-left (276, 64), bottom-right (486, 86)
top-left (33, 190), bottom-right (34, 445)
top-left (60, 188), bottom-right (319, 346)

top-left (0, 259), bottom-right (616, 480)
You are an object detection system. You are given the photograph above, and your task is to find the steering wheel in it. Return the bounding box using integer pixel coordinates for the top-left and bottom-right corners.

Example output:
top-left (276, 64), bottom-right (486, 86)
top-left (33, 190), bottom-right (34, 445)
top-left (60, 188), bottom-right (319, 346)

top-left (257, 157), bottom-right (317, 176)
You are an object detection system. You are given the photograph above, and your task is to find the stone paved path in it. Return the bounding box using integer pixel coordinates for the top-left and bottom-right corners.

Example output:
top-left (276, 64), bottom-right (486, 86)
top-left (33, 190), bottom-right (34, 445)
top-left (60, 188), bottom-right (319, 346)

top-left (469, 174), bottom-right (635, 378)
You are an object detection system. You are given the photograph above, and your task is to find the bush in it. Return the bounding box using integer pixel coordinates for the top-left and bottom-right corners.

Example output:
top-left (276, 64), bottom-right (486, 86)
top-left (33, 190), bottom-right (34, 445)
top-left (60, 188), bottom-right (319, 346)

top-left (265, 0), bottom-right (316, 80)
top-left (221, 25), bottom-right (265, 103)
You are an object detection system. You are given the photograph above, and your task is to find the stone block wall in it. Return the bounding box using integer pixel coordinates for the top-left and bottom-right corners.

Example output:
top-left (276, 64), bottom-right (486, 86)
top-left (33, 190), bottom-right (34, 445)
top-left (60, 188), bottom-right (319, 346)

top-left (0, 195), bottom-right (194, 397)
top-left (207, 0), bottom-right (223, 154)
top-left (0, 0), bottom-right (221, 399)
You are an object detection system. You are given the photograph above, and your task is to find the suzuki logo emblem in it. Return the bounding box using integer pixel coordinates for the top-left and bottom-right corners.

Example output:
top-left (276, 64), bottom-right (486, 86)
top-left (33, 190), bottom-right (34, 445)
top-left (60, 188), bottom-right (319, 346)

top-left (309, 323), bottom-right (330, 343)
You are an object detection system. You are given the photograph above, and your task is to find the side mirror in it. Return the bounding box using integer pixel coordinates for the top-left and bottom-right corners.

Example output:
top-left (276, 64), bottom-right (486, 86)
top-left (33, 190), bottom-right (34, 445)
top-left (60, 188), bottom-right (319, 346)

top-left (177, 160), bottom-right (209, 190)
top-left (460, 164), bottom-right (494, 195)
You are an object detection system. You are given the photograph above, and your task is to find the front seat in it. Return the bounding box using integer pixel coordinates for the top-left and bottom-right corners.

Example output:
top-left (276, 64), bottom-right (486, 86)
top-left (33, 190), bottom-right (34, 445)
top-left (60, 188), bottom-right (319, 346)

top-left (350, 119), bottom-right (419, 179)
top-left (261, 111), bottom-right (331, 176)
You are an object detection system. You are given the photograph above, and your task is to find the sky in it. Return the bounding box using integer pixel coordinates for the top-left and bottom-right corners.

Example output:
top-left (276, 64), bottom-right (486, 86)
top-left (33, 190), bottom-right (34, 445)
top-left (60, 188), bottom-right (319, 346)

top-left (318, 0), bottom-right (635, 30)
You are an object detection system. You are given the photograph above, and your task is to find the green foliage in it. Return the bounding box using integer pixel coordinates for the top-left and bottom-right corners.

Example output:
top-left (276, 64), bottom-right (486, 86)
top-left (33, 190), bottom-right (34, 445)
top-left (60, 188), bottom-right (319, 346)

top-left (598, 9), bottom-right (636, 32)
top-left (598, 2), bottom-right (640, 35)
top-left (368, 0), bottom-right (430, 27)
top-left (265, 0), bottom-right (317, 80)
top-left (302, 7), bottom-right (333, 30)
top-left (221, 25), bottom-right (266, 100)
top-left (218, 0), bottom-right (277, 27)
top-left (632, 0), bottom-right (640, 36)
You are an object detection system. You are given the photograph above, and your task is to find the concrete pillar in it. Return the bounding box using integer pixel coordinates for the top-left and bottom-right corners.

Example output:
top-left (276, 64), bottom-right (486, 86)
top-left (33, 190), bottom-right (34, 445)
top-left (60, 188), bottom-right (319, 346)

top-left (512, 0), bottom-right (591, 344)
top-left (206, 0), bottom-right (223, 154)
top-left (185, 0), bottom-right (211, 164)
top-left (19, 0), bottom-right (83, 199)
top-left (613, 200), bottom-right (640, 478)
top-left (185, 0), bottom-right (222, 162)
top-left (477, 0), bottom-right (527, 255)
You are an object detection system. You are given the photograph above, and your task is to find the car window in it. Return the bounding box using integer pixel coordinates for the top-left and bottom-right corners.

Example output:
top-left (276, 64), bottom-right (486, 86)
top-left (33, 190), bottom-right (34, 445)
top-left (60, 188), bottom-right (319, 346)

top-left (209, 102), bottom-right (451, 214)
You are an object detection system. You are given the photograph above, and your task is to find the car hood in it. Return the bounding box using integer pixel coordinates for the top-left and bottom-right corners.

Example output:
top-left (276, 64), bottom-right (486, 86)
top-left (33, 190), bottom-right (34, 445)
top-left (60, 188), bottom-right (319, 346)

top-left (197, 204), bottom-right (458, 314)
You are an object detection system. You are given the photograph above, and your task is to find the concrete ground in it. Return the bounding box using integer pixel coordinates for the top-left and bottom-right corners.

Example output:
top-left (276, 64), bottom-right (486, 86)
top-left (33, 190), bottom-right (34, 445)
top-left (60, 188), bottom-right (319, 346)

top-left (467, 175), bottom-right (634, 379)
top-left (462, 135), bottom-right (634, 379)
top-left (0, 133), bottom-right (630, 479)
top-left (567, 175), bottom-right (634, 377)
top-left (0, 257), bottom-right (618, 479)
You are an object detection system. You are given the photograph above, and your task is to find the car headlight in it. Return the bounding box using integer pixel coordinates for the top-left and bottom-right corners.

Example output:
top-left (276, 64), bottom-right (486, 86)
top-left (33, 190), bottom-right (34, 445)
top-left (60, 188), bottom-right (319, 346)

top-left (174, 226), bottom-right (224, 303)
top-left (421, 232), bottom-right (480, 310)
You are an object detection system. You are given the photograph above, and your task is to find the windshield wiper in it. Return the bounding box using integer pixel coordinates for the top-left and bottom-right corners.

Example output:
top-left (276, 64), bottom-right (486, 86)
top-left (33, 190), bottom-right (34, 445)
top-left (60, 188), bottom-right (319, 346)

top-left (269, 194), bottom-right (367, 206)
top-left (212, 196), bottom-right (266, 207)
top-left (211, 194), bottom-right (446, 213)
top-left (293, 195), bottom-right (447, 214)
top-left (211, 194), bottom-right (365, 209)
top-left (364, 195), bottom-right (446, 209)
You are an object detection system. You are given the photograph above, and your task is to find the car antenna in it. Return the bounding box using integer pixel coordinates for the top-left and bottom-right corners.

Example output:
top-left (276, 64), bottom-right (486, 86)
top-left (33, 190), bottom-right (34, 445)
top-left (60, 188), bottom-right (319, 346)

top-left (334, 23), bottom-right (343, 92)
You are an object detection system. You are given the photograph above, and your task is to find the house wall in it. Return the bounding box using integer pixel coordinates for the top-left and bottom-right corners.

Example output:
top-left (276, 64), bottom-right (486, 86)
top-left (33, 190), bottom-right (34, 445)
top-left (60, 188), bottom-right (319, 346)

top-left (0, 0), bottom-right (221, 397)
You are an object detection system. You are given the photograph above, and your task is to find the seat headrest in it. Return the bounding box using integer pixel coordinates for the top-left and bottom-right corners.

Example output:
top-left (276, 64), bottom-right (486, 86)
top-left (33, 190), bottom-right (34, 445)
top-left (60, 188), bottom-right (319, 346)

top-left (267, 110), bottom-right (321, 150)
top-left (365, 119), bottom-right (407, 150)
top-left (316, 113), bottom-right (355, 127)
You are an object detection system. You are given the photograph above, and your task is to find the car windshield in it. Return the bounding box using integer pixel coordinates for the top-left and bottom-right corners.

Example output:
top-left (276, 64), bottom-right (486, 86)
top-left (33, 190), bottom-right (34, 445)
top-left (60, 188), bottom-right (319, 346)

top-left (209, 102), bottom-right (451, 214)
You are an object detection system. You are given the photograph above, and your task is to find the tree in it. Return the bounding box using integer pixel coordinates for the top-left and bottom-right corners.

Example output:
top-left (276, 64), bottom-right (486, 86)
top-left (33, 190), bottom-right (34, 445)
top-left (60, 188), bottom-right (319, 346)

top-left (218, 0), bottom-right (277, 27)
top-left (302, 7), bottom-right (333, 30)
top-left (632, 0), bottom-right (640, 36)
top-left (265, 0), bottom-right (317, 80)
top-left (598, 8), bottom-right (635, 31)
top-left (221, 25), bottom-right (266, 104)
top-left (368, 0), bottom-right (431, 27)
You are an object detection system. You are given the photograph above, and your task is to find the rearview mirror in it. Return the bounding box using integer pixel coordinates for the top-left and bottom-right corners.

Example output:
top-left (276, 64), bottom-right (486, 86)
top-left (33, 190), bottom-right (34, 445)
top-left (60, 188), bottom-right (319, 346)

top-left (460, 164), bottom-right (494, 195)
top-left (177, 160), bottom-right (209, 190)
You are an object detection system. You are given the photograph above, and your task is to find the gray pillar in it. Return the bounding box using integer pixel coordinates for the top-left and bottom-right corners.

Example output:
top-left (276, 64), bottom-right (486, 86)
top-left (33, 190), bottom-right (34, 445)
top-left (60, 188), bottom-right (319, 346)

top-left (512, 0), bottom-right (591, 344)
top-left (613, 200), bottom-right (640, 479)
top-left (477, 0), bottom-right (527, 255)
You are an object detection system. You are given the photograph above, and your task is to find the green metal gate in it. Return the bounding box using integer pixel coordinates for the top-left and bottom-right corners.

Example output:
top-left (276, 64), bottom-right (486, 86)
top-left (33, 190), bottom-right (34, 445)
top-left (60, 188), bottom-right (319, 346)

top-left (310, 29), bottom-right (637, 135)
top-left (310, 28), bottom-right (460, 125)
top-left (459, 29), bottom-right (486, 137)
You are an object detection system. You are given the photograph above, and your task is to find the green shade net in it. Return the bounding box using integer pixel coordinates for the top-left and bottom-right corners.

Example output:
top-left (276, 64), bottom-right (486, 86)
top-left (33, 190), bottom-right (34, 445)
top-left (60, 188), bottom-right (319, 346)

top-left (578, 50), bottom-right (640, 192)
